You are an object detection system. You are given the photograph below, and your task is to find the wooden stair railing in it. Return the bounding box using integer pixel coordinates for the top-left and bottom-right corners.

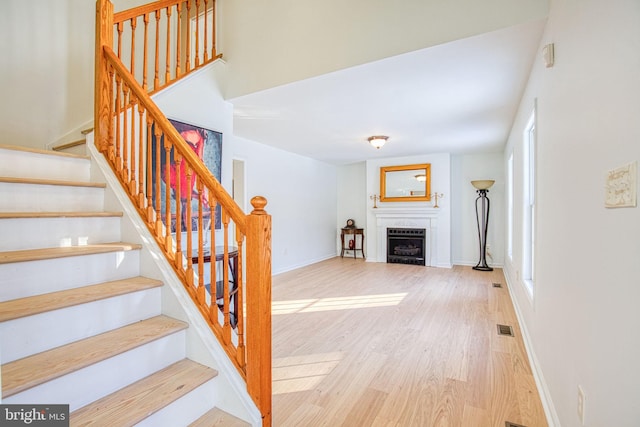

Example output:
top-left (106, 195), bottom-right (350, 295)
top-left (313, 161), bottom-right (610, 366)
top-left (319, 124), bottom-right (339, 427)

top-left (95, 1), bottom-right (271, 425)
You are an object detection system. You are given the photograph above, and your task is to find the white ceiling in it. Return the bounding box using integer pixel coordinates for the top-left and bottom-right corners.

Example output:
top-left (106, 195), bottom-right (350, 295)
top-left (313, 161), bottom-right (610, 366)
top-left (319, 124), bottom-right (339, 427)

top-left (228, 19), bottom-right (546, 165)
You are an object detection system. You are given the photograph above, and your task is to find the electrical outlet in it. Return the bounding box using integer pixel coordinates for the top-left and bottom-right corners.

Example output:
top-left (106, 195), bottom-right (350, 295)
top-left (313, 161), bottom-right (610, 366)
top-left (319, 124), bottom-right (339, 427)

top-left (577, 385), bottom-right (585, 425)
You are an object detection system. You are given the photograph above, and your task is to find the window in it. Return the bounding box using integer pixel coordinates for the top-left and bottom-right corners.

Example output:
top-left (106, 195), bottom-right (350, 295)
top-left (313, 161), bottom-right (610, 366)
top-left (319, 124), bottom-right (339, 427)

top-left (522, 107), bottom-right (536, 298)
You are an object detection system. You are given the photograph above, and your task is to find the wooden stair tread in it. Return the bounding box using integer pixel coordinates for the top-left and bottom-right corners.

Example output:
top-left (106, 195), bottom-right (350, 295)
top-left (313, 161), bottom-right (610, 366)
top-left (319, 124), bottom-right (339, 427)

top-left (2, 315), bottom-right (187, 398)
top-left (189, 408), bottom-right (251, 427)
top-left (0, 276), bottom-right (162, 322)
top-left (0, 144), bottom-right (90, 160)
top-left (0, 176), bottom-right (105, 188)
top-left (0, 242), bottom-right (142, 265)
top-left (70, 359), bottom-right (218, 426)
top-left (0, 211), bottom-right (123, 219)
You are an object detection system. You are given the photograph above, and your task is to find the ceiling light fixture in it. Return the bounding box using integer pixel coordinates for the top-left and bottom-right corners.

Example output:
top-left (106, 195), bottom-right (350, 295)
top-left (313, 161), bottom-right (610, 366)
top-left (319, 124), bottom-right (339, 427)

top-left (368, 135), bottom-right (388, 149)
top-left (414, 174), bottom-right (427, 182)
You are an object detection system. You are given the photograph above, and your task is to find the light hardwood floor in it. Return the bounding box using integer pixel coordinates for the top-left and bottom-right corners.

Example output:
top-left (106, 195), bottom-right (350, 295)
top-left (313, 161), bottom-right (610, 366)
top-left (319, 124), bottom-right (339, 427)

top-left (271, 258), bottom-right (547, 427)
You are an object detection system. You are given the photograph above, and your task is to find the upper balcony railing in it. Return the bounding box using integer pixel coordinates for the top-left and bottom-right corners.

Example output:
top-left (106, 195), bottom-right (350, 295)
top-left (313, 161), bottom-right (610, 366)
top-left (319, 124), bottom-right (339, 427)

top-left (95, 1), bottom-right (271, 425)
top-left (110, 0), bottom-right (222, 93)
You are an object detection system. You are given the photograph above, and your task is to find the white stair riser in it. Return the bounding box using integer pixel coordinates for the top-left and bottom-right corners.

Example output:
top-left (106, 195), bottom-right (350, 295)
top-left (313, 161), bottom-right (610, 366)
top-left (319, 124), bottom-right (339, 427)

top-left (138, 379), bottom-right (218, 427)
top-left (0, 251), bottom-right (141, 302)
top-left (0, 217), bottom-right (122, 251)
top-left (0, 150), bottom-right (90, 182)
top-left (4, 331), bottom-right (186, 411)
top-left (0, 183), bottom-right (105, 212)
top-left (1, 288), bottom-right (161, 363)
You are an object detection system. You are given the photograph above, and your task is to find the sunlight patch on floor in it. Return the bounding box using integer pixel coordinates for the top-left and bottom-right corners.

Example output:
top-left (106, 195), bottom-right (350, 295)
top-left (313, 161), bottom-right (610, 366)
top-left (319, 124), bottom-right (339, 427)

top-left (273, 352), bottom-right (344, 395)
top-left (272, 293), bottom-right (407, 315)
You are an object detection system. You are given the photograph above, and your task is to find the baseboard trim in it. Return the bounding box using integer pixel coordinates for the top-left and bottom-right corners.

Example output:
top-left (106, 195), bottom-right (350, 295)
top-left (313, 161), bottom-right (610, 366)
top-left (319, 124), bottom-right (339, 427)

top-left (503, 268), bottom-right (561, 427)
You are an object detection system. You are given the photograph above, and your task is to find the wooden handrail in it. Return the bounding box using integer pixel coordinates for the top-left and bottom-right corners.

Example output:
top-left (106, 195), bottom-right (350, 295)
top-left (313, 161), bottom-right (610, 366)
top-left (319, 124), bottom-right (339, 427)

top-left (95, 1), bottom-right (271, 425)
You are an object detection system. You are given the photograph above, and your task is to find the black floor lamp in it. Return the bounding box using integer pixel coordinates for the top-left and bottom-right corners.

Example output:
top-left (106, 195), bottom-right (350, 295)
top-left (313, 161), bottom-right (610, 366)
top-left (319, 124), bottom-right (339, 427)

top-left (471, 180), bottom-right (495, 271)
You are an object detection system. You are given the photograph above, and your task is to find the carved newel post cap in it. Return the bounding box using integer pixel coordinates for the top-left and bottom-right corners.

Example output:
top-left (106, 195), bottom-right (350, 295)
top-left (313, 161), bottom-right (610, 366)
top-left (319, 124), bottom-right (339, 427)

top-left (250, 196), bottom-right (268, 214)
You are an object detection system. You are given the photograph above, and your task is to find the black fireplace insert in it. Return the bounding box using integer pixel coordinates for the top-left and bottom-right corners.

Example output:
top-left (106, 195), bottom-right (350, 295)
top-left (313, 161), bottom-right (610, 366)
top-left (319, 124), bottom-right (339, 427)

top-left (387, 228), bottom-right (426, 266)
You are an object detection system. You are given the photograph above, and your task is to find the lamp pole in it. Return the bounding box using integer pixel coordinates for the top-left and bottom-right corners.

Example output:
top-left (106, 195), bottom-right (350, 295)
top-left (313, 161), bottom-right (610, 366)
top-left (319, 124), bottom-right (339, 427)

top-left (471, 180), bottom-right (494, 272)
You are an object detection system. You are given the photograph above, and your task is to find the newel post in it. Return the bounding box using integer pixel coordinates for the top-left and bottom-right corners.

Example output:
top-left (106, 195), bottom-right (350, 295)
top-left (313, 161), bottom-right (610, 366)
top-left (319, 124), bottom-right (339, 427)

top-left (245, 196), bottom-right (272, 427)
top-left (95, 0), bottom-right (113, 153)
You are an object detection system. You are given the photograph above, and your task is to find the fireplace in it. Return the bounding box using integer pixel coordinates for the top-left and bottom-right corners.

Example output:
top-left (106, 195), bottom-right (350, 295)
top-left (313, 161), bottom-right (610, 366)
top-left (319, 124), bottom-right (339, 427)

top-left (387, 228), bottom-right (426, 266)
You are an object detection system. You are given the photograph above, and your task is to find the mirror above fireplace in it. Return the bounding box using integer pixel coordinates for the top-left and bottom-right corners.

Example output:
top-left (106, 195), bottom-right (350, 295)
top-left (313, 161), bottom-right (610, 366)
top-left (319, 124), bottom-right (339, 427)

top-left (380, 163), bottom-right (431, 202)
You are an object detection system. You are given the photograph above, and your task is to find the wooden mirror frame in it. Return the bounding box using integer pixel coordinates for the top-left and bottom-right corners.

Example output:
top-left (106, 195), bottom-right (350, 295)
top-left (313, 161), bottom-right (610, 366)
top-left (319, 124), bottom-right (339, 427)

top-left (380, 163), bottom-right (431, 202)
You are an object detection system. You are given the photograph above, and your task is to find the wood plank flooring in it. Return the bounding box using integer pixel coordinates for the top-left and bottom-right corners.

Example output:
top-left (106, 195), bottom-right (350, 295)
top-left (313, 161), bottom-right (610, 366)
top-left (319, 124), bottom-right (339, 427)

top-left (272, 258), bottom-right (547, 427)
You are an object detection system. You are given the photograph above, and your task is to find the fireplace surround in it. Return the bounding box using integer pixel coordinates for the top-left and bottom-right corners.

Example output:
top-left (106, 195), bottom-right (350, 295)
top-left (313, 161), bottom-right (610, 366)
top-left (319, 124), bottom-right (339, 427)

top-left (372, 207), bottom-right (440, 267)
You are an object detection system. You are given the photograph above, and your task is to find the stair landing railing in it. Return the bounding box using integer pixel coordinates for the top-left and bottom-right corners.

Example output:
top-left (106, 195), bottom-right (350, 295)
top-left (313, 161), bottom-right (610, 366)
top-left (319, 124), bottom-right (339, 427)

top-left (95, 1), bottom-right (271, 425)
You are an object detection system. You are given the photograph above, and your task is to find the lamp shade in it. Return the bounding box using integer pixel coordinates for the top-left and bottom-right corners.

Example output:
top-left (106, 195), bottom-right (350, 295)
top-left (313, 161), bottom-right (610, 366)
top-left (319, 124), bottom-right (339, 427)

top-left (368, 135), bottom-right (388, 149)
top-left (471, 180), bottom-right (495, 190)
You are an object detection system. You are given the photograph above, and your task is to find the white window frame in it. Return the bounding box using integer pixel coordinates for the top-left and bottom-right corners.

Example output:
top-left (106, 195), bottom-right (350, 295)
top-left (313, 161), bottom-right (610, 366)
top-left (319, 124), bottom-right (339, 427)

top-left (522, 105), bottom-right (537, 300)
top-left (507, 151), bottom-right (514, 261)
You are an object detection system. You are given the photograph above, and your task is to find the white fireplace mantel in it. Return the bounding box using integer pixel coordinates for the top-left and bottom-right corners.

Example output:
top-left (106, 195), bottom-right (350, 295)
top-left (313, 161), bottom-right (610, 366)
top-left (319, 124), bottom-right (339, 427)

top-left (371, 207), bottom-right (440, 266)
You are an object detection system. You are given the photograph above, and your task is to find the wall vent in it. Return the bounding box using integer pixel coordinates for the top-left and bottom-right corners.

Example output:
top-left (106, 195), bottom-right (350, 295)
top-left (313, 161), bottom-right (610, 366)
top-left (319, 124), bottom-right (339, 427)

top-left (497, 324), bottom-right (514, 337)
top-left (492, 282), bottom-right (502, 288)
top-left (505, 422), bottom-right (527, 427)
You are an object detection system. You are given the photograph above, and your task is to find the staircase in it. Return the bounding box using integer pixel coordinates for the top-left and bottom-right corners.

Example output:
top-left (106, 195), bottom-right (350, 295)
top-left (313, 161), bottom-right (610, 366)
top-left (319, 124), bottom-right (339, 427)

top-left (0, 145), bottom-right (250, 426)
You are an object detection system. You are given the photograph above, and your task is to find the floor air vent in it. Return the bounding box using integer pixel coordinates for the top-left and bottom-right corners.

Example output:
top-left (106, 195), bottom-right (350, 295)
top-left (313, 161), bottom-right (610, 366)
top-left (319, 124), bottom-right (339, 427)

top-left (497, 324), bottom-right (514, 337)
top-left (492, 282), bottom-right (502, 288)
top-left (505, 422), bottom-right (527, 427)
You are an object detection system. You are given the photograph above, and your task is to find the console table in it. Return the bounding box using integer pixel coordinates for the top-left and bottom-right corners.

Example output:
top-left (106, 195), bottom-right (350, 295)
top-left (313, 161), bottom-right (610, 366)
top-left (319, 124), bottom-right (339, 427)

top-left (340, 228), bottom-right (365, 259)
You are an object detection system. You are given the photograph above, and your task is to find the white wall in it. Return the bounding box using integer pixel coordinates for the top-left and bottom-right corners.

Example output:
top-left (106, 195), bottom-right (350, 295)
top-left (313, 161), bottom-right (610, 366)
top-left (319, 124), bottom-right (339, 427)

top-left (234, 137), bottom-right (338, 275)
top-left (336, 162), bottom-right (367, 253)
top-left (451, 153), bottom-right (505, 267)
top-left (504, 1), bottom-right (640, 426)
top-left (365, 153), bottom-right (452, 268)
top-left (0, 0), bottom-right (95, 149)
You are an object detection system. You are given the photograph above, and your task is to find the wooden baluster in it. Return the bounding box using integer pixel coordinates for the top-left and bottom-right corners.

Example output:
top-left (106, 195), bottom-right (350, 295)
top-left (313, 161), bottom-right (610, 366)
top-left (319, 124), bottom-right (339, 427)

top-left (116, 22), bottom-right (123, 61)
top-left (203, 0), bottom-right (208, 63)
top-left (163, 139), bottom-right (173, 254)
top-left (222, 211), bottom-right (231, 342)
top-left (196, 180), bottom-right (205, 304)
top-left (235, 229), bottom-right (245, 368)
top-left (142, 13), bottom-right (149, 91)
top-left (209, 198), bottom-right (218, 325)
top-left (114, 75), bottom-right (122, 174)
top-left (246, 196), bottom-right (272, 427)
top-left (221, 211), bottom-right (231, 342)
top-left (176, 2), bottom-right (182, 78)
top-left (194, 0), bottom-right (200, 68)
top-left (185, 0), bottom-right (191, 72)
top-left (175, 152), bottom-right (183, 268)
top-left (107, 64), bottom-right (115, 161)
top-left (165, 6), bottom-right (172, 86)
top-left (146, 116), bottom-right (154, 222)
top-left (137, 103), bottom-right (145, 206)
top-left (154, 10), bottom-right (160, 90)
top-left (130, 17), bottom-right (137, 79)
top-left (128, 92), bottom-right (136, 193)
top-left (155, 124), bottom-right (164, 236)
top-left (185, 164), bottom-right (194, 287)
top-left (122, 85), bottom-right (130, 182)
top-left (212, 0), bottom-right (216, 57)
